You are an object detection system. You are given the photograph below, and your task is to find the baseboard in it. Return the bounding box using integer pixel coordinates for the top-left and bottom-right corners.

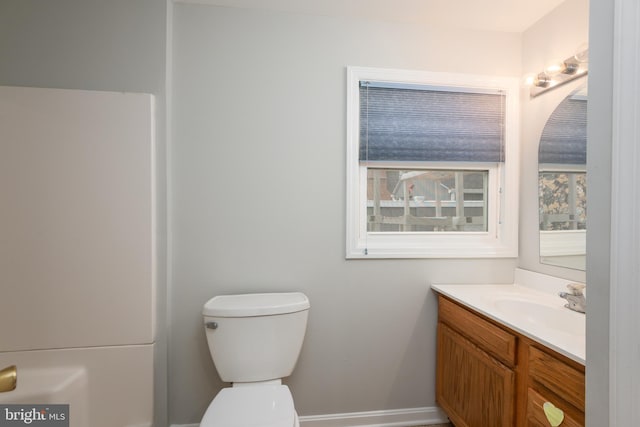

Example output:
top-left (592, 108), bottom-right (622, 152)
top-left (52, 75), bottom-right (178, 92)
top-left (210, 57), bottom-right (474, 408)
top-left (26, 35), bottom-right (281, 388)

top-left (298, 406), bottom-right (449, 427)
top-left (170, 406), bottom-right (449, 427)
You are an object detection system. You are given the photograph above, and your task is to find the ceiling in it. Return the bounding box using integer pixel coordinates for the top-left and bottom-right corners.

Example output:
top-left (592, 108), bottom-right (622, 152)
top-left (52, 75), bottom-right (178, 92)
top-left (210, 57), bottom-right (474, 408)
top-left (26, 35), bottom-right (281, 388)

top-left (178, 0), bottom-right (567, 33)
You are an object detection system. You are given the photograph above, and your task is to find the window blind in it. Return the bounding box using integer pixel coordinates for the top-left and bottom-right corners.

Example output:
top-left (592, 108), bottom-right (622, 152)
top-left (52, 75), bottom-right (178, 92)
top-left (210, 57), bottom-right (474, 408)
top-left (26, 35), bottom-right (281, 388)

top-left (359, 82), bottom-right (506, 163)
top-left (538, 97), bottom-right (587, 165)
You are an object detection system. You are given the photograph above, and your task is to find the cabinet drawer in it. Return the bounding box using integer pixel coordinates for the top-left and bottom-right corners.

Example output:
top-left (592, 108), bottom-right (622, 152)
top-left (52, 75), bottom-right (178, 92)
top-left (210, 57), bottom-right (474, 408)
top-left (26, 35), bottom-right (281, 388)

top-left (529, 346), bottom-right (585, 411)
top-left (438, 296), bottom-right (516, 366)
top-left (526, 387), bottom-right (584, 427)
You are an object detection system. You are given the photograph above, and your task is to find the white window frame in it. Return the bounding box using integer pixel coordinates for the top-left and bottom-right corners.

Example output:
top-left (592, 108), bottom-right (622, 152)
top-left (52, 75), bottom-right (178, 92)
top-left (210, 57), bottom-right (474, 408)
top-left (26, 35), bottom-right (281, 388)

top-left (346, 66), bottom-right (520, 259)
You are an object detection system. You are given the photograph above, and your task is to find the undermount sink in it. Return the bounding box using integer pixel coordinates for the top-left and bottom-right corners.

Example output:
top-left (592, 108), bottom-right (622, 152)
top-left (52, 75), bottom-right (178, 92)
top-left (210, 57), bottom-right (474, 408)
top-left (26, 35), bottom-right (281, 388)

top-left (491, 297), bottom-right (584, 336)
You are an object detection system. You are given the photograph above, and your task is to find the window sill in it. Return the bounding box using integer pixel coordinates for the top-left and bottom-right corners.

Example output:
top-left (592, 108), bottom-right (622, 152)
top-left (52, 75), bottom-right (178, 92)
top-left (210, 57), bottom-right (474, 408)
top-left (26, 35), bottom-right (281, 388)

top-left (346, 233), bottom-right (518, 259)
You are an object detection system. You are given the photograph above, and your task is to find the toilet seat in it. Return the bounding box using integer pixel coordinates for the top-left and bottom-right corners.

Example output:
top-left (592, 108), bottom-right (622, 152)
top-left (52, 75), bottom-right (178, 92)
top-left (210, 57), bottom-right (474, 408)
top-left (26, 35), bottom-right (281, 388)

top-left (200, 384), bottom-right (296, 427)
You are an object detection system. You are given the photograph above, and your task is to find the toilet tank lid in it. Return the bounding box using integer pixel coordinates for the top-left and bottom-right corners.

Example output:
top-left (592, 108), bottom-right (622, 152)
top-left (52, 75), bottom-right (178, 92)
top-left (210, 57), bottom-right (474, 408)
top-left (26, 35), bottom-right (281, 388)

top-left (203, 292), bottom-right (310, 317)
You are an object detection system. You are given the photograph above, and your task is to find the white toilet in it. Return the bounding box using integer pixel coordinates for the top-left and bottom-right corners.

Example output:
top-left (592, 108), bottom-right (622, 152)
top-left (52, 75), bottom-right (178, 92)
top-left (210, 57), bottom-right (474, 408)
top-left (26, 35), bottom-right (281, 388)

top-left (200, 292), bottom-right (310, 427)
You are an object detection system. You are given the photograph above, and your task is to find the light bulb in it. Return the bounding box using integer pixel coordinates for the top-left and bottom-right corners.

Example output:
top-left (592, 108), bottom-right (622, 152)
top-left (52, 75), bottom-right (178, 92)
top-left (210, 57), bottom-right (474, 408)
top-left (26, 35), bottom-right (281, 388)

top-left (523, 74), bottom-right (535, 86)
top-left (562, 61), bottom-right (580, 75)
top-left (534, 72), bottom-right (551, 88)
top-left (546, 63), bottom-right (562, 73)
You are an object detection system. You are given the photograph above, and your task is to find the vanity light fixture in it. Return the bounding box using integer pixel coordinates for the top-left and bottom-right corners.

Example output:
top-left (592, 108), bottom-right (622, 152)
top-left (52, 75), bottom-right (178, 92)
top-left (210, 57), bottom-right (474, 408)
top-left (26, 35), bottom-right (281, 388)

top-left (527, 48), bottom-right (588, 98)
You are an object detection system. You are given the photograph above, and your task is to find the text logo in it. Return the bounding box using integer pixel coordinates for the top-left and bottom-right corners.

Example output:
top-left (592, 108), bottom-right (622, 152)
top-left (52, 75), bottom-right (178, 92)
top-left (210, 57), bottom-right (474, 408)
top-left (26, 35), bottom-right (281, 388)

top-left (0, 405), bottom-right (69, 426)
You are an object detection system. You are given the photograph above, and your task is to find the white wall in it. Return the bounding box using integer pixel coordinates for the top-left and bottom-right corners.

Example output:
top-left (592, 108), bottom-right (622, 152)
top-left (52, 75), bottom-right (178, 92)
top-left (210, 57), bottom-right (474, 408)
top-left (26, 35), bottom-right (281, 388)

top-left (519, 0), bottom-right (589, 282)
top-left (170, 4), bottom-right (520, 423)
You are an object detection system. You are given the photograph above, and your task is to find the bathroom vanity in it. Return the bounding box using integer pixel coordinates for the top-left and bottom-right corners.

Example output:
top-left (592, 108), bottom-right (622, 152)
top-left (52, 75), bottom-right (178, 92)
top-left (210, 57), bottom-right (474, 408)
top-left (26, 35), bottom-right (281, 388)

top-left (432, 270), bottom-right (585, 427)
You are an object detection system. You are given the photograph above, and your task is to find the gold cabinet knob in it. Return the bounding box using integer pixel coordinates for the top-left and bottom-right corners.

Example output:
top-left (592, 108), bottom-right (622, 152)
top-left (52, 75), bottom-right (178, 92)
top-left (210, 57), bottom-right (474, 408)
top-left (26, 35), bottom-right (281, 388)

top-left (0, 365), bottom-right (17, 392)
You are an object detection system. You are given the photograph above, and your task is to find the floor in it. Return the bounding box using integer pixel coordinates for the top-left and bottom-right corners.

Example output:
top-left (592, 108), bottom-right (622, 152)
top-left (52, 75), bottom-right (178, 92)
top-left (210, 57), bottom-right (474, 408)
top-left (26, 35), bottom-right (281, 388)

top-left (415, 424), bottom-right (452, 427)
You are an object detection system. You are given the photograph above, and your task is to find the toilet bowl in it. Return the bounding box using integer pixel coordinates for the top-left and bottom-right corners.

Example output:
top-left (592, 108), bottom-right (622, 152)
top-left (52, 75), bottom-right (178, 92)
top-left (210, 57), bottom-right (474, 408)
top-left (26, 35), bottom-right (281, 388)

top-left (199, 293), bottom-right (309, 427)
top-left (200, 383), bottom-right (298, 427)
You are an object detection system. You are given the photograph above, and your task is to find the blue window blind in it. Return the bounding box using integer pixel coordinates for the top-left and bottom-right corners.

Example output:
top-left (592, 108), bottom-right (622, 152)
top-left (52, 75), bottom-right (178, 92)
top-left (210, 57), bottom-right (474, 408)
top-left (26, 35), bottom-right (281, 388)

top-left (538, 97), bottom-right (587, 165)
top-left (359, 82), bottom-right (506, 163)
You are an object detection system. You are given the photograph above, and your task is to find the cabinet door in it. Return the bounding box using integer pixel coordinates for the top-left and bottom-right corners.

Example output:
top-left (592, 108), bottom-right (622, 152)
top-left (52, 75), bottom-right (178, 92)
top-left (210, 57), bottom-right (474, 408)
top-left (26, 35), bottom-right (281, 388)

top-left (437, 322), bottom-right (515, 427)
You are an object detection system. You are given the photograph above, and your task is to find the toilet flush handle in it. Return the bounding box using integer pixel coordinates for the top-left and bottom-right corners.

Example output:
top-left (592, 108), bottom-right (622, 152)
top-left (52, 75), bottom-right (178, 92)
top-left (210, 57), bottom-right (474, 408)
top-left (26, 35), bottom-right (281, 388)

top-left (206, 322), bottom-right (218, 330)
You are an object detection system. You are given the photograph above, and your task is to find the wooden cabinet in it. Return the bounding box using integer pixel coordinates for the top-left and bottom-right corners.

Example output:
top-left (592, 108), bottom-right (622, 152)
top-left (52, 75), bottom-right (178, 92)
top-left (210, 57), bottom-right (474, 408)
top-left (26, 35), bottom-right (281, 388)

top-left (525, 345), bottom-right (585, 426)
top-left (436, 295), bottom-right (585, 427)
top-left (437, 322), bottom-right (515, 427)
top-left (526, 388), bottom-right (583, 427)
top-left (438, 296), bottom-right (517, 366)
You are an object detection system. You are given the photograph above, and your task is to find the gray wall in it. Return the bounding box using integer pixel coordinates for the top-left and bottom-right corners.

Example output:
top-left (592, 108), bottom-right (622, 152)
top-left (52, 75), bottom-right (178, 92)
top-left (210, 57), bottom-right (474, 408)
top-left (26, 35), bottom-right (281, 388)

top-left (0, 1), bottom-right (169, 426)
top-left (1, 1), bottom-right (617, 425)
top-left (0, 0), bottom-right (165, 94)
top-left (585, 0), bottom-right (614, 425)
top-left (170, 4), bottom-right (520, 423)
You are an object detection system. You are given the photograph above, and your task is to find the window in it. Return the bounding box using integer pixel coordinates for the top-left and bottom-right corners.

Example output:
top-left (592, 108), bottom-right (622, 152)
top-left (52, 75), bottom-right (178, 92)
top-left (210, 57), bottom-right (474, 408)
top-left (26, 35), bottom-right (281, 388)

top-left (346, 67), bottom-right (519, 258)
top-left (539, 170), bottom-right (587, 231)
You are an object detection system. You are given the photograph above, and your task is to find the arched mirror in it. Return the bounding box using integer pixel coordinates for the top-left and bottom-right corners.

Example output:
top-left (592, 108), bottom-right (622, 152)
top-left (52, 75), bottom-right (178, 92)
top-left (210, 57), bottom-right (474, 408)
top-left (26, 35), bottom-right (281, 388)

top-left (538, 84), bottom-right (587, 270)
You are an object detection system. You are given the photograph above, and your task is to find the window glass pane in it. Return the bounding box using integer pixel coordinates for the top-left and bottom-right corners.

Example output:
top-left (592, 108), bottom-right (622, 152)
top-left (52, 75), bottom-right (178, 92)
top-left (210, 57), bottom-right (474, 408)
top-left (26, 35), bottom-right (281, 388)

top-left (539, 172), bottom-right (587, 230)
top-left (366, 168), bottom-right (489, 232)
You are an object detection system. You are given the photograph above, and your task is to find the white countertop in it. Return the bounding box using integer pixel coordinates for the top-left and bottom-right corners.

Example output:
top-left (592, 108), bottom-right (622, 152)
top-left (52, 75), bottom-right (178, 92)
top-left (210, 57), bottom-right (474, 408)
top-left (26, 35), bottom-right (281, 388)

top-left (432, 270), bottom-right (585, 365)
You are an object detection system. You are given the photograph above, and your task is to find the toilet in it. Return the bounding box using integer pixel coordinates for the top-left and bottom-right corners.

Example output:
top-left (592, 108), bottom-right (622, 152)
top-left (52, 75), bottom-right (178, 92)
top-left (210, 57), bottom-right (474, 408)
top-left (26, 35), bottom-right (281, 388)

top-left (200, 292), bottom-right (310, 427)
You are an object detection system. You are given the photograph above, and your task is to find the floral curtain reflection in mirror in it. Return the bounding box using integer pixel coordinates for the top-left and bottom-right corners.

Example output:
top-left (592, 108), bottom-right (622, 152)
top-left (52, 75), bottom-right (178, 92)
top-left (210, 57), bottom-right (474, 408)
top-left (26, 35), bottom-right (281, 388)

top-left (538, 84), bottom-right (587, 270)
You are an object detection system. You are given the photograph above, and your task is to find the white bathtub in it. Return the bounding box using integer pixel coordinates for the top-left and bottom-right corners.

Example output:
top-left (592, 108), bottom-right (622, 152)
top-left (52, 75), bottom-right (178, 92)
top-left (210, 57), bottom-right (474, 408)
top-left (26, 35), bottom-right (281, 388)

top-left (0, 345), bottom-right (154, 427)
top-left (0, 366), bottom-right (89, 426)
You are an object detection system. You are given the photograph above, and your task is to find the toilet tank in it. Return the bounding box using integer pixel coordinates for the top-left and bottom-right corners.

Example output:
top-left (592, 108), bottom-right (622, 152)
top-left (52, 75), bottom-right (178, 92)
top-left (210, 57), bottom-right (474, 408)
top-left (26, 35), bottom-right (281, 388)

top-left (202, 293), bottom-right (310, 383)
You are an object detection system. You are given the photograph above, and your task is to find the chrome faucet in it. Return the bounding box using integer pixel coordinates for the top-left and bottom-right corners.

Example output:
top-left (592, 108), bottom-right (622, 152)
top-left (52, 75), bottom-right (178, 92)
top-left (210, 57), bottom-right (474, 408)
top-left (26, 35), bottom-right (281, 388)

top-left (559, 283), bottom-right (586, 313)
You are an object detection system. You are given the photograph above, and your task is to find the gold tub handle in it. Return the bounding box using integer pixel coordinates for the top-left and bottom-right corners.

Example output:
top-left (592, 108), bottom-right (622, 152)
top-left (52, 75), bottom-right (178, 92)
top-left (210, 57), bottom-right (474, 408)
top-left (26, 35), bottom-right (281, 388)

top-left (0, 365), bottom-right (17, 392)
